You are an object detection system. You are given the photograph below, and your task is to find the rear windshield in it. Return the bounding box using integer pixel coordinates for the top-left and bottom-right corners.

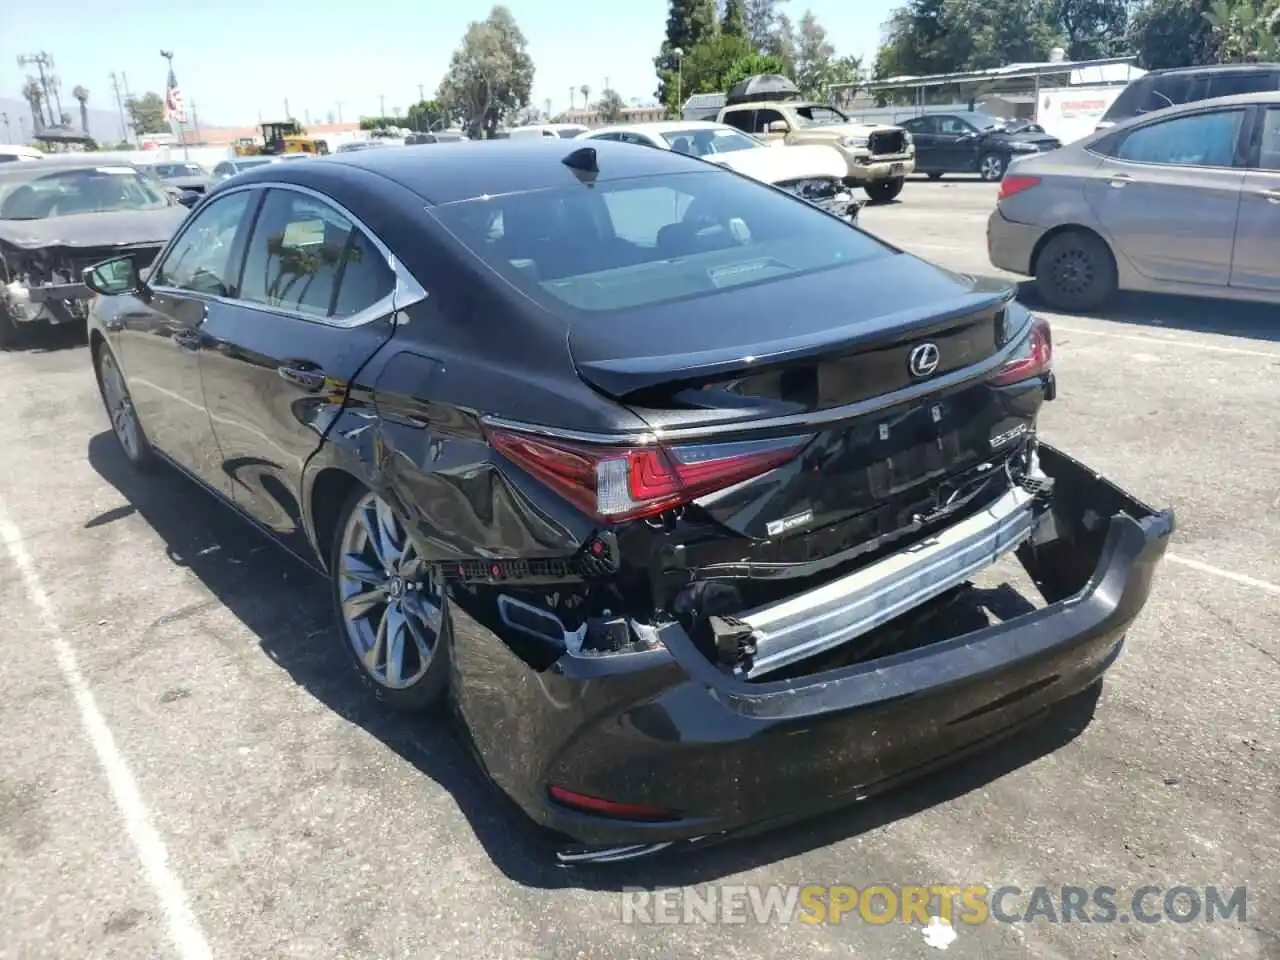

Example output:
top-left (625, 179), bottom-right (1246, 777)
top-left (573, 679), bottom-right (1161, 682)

top-left (429, 170), bottom-right (889, 312)
top-left (1104, 69), bottom-right (1280, 121)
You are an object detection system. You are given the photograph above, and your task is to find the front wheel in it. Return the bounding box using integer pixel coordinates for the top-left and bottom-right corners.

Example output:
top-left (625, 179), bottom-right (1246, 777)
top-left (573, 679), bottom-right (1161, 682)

top-left (978, 152), bottom-right (1007, 182)
top-left (331, 486), bottom-right (450, 713)
top-left (864, 177), bottom-right (904, 203)
top-left (95, 344), bottom-right (155, 468)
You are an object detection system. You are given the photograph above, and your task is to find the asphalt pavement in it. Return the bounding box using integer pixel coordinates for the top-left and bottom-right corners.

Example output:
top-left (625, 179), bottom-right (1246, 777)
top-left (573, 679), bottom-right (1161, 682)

top-left (0, 178), bottom-right (1276, 960)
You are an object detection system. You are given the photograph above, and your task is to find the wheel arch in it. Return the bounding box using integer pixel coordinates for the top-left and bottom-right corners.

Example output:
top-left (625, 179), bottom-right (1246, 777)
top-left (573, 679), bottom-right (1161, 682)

top-left (308, 466), bottom-right (364, 575)
top-left (1030, 223), bottom-right (1117, 279)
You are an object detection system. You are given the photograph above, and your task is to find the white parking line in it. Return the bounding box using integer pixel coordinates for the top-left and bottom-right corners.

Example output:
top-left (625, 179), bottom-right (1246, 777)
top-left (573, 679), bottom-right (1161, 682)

top-left (1050, 325), bottom-right (1279, 361)
top-left (1167, 553), bottom-right (1280, 597)
top-left (0, 498), bottom-right (213, 960)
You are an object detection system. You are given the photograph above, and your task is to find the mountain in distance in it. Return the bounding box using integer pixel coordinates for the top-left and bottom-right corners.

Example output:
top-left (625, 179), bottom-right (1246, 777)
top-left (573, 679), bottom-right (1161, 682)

top-left (0, 95), bottom-right (133, 143)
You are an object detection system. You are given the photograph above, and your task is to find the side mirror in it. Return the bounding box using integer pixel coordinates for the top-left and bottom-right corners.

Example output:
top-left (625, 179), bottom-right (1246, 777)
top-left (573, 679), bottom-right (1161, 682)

top-left (767, 120), bottom-right (789, 134)
top-left (176, 191), bottom-right (201, 209)
top-left (83, 255), bottom-right (140, 297)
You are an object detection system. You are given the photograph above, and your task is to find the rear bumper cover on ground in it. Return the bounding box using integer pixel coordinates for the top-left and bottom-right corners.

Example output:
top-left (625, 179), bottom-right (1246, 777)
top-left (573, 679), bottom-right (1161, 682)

top-left (448, 444), bottom-right (1174, 852)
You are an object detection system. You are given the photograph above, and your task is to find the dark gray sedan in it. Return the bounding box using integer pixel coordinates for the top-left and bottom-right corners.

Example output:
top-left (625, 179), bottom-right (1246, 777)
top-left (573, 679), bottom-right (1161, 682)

top-left (987, 91), bottom-right (1280, 310)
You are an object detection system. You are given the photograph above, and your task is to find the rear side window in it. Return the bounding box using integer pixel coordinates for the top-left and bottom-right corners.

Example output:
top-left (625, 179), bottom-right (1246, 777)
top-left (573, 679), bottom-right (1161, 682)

top-left (1206, 71), bottom-right (1278, 98)
top-left (1258, 108), bottom-right (1280, 171)
top-left (429, 170), bottom-right (890, 312)
top-left (237, 189), bottom-right (392, 319)
top-left (1112, 109), bottom-right (1245, 167)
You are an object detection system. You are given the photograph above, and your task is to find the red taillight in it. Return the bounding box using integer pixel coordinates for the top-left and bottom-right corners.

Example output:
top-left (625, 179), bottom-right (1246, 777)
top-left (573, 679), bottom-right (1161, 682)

top-left (990, 316), bottom-right (1052, 386)
top-left (485, 427), bottom-right (809, 523)
top-left (547, 785), bottom-right (678, 821)
top-left (998, 175), bottom-right (1041, 200)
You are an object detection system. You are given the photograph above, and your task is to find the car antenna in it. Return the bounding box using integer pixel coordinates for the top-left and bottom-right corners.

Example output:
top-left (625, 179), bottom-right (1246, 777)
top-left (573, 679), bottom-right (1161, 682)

top-left (561, 146), bottom-right (599, 180)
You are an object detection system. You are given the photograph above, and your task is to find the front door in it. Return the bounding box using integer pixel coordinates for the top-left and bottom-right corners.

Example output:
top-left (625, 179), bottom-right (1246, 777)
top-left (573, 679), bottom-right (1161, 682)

top-left (116, 190), bottom-right (255, 496)
top-left (933, 115), bottom-right (982, 172)
top-left (902, 116), bottom-right (939, 170)
top-left (197, 186), bottom-right (407, 558)
top-left (1230, 105), bottom-right (1280, 293)
top-left (1084, 106), bottom-right (1247, 287)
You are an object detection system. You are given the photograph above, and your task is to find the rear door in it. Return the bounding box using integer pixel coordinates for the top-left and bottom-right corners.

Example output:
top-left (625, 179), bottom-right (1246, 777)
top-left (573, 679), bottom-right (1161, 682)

top-left (1230, 104), bottom-right (1280, 293)
top-left (901, 116), bottom-right (938, 169)
top-left (197, 185), bottom-right (417, 558)
top-left (1084, 106), bottom-right (1248, 286)
top-left (934, 115), bottom-right (982, 172)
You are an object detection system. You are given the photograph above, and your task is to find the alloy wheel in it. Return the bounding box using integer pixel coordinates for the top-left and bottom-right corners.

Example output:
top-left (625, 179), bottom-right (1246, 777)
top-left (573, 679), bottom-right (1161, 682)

top-left (337, 491), bottom-right (444, 690)
top-left (979, 154), bottom-right (1005, 181)
top-left (99, 352), bottom-right (142, 461)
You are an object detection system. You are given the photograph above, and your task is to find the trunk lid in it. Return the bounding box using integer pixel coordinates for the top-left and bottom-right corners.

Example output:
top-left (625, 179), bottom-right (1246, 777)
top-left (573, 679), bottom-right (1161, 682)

top-left (568, 254), bottom-right (1031, 542)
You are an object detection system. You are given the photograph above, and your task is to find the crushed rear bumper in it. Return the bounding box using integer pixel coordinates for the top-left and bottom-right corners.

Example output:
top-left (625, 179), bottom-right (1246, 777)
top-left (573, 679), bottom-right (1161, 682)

top-left (447, 443), bottom-right (1174, 857)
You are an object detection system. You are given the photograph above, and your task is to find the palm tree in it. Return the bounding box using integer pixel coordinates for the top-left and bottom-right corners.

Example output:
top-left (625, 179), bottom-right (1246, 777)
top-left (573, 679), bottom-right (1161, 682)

top-left (579, 85), bottom-right (590, 115)
top-left (72, 86), bottom-right (90, 133)
top-left (21, 78), bottom-right (44, 131)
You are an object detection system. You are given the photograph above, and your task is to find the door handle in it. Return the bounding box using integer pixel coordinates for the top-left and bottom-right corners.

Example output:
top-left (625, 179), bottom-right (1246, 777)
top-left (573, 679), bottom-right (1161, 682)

top-left (1260, 188), bottom-right (1280, 204)
top-left (278, 364), bottom-right (327, 390)
top-left (1108, 173), bottom-right (1135, 188)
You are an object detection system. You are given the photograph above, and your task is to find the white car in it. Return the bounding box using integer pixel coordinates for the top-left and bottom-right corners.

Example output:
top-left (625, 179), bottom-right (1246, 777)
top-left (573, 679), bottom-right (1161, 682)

top-left (576, 121), bottom-right (859, 220)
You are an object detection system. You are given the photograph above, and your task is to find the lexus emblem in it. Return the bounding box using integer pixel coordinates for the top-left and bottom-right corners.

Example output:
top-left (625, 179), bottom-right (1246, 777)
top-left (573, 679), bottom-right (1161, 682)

top-left (908, 342), bottom-right (941, 378)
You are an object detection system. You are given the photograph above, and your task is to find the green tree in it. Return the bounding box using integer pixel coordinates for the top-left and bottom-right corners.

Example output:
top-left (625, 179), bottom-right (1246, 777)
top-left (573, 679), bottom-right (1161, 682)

top-left (21, 77), bottom-right (45, 130)
top-left (767, 11), bottom-right (798, 74)
top-left (1051, 0), bottom-right (1130, 60)
top-left (1204, 0), bottom-right (1280, 60)
top-left (1126, 0), bottom-right (1218, 68)
top-left (722, 0), bottom-right (748, 37)
top-left (723, 51), bottom-right (789, 90)
top-left (682, 33), bottom-right (760, 96)
top-left (793, 10), bottom-right (835, 97)
top-left (654, 0), bottom-right (720, 107)
top-left (595, 88), bottom-right (626, 123)
top-left (821, 54), bottom-right (863, 104)
top-left (746, 0), bottom-right (790, 50)
top-left (437, 5), bottom-right (535, 139)
top-left (407, 98), bottom-right (449, 131)
top-left (72, 85), bottom-right (90, 133)
top-left (125, 92), bottom-right (168, 135)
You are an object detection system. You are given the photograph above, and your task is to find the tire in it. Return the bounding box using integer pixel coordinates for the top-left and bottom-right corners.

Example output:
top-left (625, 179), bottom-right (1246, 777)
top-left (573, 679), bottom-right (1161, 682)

top-left (1034, 230), bottom-right (1118, 313)
top-left (864, 177), bottom-right (905, 203)
top-left (0, 311), bottom-right (21, 349)
top-left (926, 172), bottom-right (943, 181)
top-left (978, 152), bottom-right (1007, 182)
top-left (94, 344), bottom-right (156, 469)
top-left (329, 485), bottom-right (450, 713)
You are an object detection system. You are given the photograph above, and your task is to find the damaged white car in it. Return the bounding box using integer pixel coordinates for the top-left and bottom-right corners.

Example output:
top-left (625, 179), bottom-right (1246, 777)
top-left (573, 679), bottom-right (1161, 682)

top-left (577, 120), bottom-right (862, 221)
top-left (0, 160), bottom-right (189, 346)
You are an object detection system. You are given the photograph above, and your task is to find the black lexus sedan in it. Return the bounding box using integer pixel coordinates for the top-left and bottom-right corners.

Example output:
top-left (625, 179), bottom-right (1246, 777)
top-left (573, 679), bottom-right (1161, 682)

top-left (83, 139), bottom-right (1173, 863)
top-left (900, 112), bottom-right (1062, 181)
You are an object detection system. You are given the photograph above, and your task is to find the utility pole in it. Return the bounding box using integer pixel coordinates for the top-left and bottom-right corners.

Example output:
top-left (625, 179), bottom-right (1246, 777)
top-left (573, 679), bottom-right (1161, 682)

top-left (304, 108), bottom-right (311, 125)
top-left (284, 97), bottom-right (290, 119)
top-left (1, 113), bottom-right (8, 143)
top-left (191, 100), bottom-right (201, 143)
top-left (110, 71), bottom-right (129, 144)
top-left (568, 86), bottom-right (574, 114)
top-left (17, 53), bottom-right (57, 127)
top-left (418, 83), bottom-right (425, 102)
top-left (335, 101), bottom-right (344, 123)
top-left (544, 97), bottom-right (551, 120)
top-left (160, 50), bottom-right (189, 160)
top-left (379, 93), bottom-right (386, 119)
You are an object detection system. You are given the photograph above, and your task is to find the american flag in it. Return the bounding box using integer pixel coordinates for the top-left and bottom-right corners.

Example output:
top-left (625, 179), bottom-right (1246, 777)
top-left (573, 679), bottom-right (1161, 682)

top-left (164, 66), bottom-right (187, 124)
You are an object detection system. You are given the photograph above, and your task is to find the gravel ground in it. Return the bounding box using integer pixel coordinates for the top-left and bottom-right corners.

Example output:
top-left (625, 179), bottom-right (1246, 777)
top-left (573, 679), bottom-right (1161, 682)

top-left (0, 178), bottom-right (1276, 960)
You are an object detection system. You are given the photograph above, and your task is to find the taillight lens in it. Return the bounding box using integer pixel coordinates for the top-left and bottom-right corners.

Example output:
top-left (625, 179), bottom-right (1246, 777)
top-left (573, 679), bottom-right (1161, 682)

top-left (998, 174), bottom-right (1041, 200)
top-left (990, 315), bottom-right (1052, 386)
top-left (485, 428), bottom-right (810, 522)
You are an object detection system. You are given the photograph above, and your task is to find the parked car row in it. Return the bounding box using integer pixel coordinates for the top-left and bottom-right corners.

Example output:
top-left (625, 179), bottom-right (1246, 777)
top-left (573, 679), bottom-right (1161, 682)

top-left (71, 135), bottom-right (1171, 863)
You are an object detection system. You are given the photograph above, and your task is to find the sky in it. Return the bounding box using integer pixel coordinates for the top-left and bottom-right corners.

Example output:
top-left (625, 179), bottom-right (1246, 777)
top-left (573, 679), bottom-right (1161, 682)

top-left (1, 0), bottom-right (896, 127)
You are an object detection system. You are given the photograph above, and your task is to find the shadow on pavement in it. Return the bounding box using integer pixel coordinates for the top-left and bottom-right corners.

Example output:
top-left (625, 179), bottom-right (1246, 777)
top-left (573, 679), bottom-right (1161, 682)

top-left (87, 430), bottom-right (1102, 893)
top-left (0, 323), bottom-right (87, 354)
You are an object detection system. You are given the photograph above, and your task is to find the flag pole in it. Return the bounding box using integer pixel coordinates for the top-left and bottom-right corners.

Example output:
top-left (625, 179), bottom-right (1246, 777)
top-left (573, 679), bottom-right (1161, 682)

top-left (159, 48), bottom-right (189, 161)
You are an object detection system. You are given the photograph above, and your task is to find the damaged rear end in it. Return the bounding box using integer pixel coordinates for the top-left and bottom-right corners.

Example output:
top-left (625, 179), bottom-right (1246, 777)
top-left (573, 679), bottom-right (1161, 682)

top-left (446, 271), bottom-right (1173, 855)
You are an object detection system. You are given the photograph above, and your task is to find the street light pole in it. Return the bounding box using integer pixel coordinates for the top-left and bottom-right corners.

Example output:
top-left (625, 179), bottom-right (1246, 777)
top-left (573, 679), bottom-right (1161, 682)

top-left (673, 48), bottom-right (684, 117)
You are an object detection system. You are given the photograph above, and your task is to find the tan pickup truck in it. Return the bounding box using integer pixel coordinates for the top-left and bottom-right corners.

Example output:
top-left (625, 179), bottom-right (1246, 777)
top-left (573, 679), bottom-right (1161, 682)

top-left (717, 100), bottom-right (915, 203)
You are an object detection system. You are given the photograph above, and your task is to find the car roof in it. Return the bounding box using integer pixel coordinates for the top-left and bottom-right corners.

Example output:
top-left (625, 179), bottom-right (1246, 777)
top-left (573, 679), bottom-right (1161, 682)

top-left (1146, 61), bottom-right (1280, 77)
top-left (0, 158), bottom-right (145, 181)
top-left (227, 136), bottom-right (723, 205)
top-left (585, 120), bottom-right (734, 138)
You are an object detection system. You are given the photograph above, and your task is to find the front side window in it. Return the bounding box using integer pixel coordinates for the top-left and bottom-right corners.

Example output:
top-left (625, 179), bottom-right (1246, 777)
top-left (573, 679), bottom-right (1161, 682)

top-left (238, 189), bottom-right (393, 319)
top-left (1113, 109), bottom-right (1244, 167)
top-left (937, 116), bottom-right (975, 135)
top-left (153, 191), bottom-right (252, 296)
top-left (720, 110), bottom-right (753, 133)
top-left (430, 169), bottom-right (890, 313)
top-left (753, 109), bottom-right (786, 134)
top-left (901, 116), bottom-right (934, 134)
